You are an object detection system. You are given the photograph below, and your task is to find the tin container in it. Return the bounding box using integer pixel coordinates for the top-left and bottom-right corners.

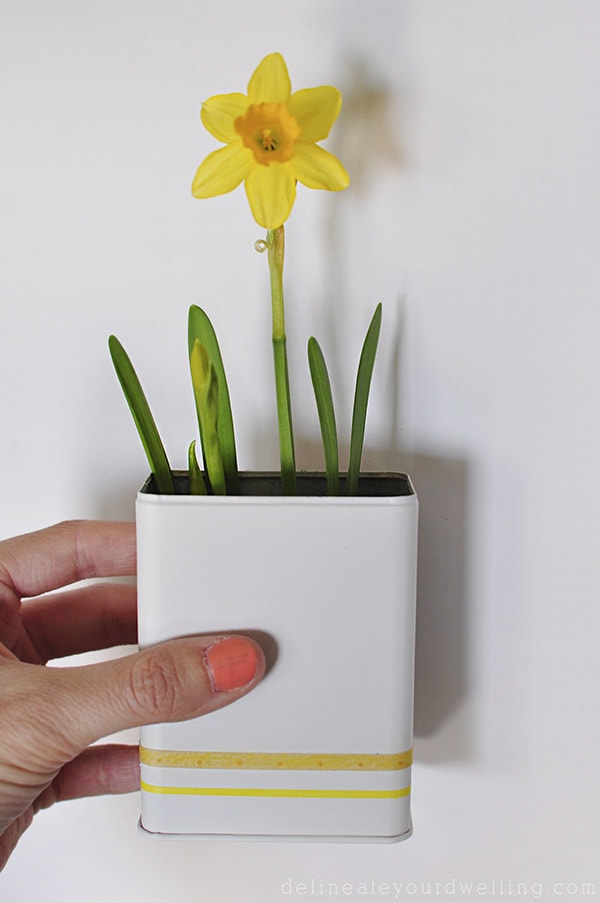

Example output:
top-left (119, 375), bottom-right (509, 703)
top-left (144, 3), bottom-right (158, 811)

top-left (137, 473), bottom-right (418, 842)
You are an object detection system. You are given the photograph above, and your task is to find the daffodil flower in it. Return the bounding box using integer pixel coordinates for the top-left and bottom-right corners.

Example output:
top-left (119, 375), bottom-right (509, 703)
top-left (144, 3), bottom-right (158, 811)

top-left (192, 52), bottom-right (349, 229)
top-left (111, 55), bottom-right (380, 501)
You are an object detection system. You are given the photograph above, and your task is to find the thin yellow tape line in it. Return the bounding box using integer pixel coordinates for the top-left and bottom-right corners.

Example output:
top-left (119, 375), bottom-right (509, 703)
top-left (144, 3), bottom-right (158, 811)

top-left (140, 748), bottom-right (413, 772)
top-left (141, 781), bottom-right (411, 800)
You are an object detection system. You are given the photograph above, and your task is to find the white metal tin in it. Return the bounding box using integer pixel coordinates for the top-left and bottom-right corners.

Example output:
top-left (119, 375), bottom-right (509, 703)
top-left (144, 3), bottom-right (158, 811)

top-left (136, 473), bottom-right (418, 842)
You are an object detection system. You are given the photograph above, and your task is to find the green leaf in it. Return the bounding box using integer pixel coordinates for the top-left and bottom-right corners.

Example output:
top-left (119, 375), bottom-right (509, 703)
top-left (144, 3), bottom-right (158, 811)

top-left (188, 305), bottom-right (239, 494)
top-left (346, 303), bottom-right (383, 496)
top-left (308, 337), bottom-right (339, 496)
top-left (188, 440), bottom-right (207, 495)
top-left (108, 335), bottom-right (175, 494)
top-left (190, 339), bottom-right (226, 495)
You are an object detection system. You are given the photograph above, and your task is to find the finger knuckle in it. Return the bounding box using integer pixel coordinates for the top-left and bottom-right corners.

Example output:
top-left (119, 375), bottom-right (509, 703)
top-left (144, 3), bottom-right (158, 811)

top-left (126, 649), bottom-right (186, 720)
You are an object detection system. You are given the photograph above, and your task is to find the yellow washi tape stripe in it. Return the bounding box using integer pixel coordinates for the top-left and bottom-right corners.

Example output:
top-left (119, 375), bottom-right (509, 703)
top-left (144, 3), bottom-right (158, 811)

top-left (141, 781), bottom-right (411, 800)
top-left (140, 747), bottom-right (413, 772)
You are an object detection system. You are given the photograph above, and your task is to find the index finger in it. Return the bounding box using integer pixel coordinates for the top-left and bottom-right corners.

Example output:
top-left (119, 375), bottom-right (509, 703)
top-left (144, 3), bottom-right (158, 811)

top-left (0, 521), bottom-right (136, 598)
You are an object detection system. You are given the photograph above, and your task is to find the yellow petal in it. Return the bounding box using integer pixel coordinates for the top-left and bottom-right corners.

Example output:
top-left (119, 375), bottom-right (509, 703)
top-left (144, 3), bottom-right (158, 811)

top-left (244, 164), bottom-right (296, 228)
top-left (289, 142), bottom-right (350, 191)
top-left (201, 93), bottom-right (249, 143)
top-left (192, 144), bottom-right (254, 198)
top-left (247, 53), bottom-right (291, 105)
top-left (288, 87), bottom-right (342, 142)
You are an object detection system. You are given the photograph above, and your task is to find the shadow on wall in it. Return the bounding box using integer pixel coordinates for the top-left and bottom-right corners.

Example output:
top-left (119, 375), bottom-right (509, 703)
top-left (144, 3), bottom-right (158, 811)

top-left (333, 55), bottom-right (406, 198)
top-left (319, 53), bottom-right (407, 407)
top-left (407, 450), bottom-right (473, 765)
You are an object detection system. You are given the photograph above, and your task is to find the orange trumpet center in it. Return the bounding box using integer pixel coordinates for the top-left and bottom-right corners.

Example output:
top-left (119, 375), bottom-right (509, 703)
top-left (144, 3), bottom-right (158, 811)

top-left (235, 102), bottom-right (301, 165)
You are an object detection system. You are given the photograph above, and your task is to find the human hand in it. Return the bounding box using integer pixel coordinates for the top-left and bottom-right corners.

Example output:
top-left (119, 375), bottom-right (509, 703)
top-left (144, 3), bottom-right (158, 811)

top-left (0, 520), bottom-right (265, 870)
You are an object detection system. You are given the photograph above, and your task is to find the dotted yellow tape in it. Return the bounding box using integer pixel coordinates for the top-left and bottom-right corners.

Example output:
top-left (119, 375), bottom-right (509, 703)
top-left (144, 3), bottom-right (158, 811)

top-left (140, 781), bottom-right (411, 800)
top-left (140, 747), bottom-right (413, 772)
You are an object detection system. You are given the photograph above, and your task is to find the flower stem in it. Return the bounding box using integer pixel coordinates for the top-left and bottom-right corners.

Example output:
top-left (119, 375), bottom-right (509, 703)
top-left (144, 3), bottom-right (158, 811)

top-left (266, 226), bottom-right (296, 494)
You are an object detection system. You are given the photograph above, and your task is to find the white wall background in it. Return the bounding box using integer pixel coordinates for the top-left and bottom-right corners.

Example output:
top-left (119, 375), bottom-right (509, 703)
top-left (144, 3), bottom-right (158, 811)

top-left (1, 0), bottom-right (599, 899)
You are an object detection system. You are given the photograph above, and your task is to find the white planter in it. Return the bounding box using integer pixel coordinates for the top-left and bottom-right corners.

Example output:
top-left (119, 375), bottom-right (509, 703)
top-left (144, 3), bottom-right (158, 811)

top-left (136, 473), bottom-right (418, 842)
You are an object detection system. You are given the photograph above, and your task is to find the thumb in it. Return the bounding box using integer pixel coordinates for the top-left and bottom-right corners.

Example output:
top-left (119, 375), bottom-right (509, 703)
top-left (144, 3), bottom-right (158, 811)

top-left (38, 635), bottom-right (265, 759)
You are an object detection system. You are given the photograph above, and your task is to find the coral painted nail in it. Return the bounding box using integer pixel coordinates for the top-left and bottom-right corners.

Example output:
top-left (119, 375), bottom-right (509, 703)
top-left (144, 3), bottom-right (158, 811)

top-left (204, 637), bottom-right (258, 692)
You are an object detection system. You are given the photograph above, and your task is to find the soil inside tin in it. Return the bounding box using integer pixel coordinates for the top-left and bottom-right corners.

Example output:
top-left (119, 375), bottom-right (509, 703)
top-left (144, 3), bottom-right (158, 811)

top-left (141, 472), bottom-right (414, 498)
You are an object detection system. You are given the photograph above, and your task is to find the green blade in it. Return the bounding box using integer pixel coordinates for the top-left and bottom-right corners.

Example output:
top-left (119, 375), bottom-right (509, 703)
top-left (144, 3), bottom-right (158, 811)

top-left (188, 305), bottom-right (239, 494)
top-left (346, 303), bottom-right (383, 496)
top-left (188, 440), bottom-right (207, 495)
top-left (108, 335), bottom-right (175, 494)
top-left (190, 340), bottom-right (226, 495)
top-left (308, 337), bottom-right (339, 496)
